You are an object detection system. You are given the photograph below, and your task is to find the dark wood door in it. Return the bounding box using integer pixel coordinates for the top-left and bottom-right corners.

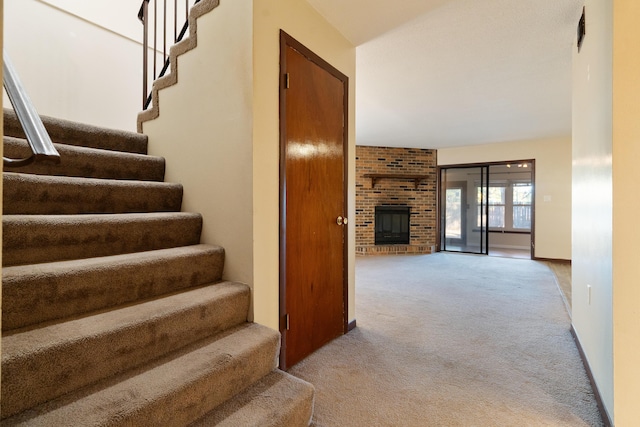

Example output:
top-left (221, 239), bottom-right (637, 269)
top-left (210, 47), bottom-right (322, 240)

top-left (280, 32), bottom-right (348, 369)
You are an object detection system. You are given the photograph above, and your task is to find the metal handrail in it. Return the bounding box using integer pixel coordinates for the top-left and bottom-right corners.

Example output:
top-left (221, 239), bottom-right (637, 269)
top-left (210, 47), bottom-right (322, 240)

top-left (139, 0), bottom-right (200, 109)
top-left (3, 52), bottom-right (60, 167)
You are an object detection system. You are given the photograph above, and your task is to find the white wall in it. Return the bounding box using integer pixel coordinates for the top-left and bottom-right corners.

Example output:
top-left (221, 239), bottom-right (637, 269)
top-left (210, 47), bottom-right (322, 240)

top-left (39, 0), bottom-right (141, 41)
top-left (612, 0), bottom-right (640, 424)
top-left (490, 232), bottom-right (530, 250)
top-left (141, 1), bottom-right (254, 294)
top-left (571, 0), bottom-right (613, 421)
top-left (438, 136), bottom-right (572, 260)
top-left (3, 0), bottom-right (142, 131)
top-left (253, 0), bottom-right (356, 330)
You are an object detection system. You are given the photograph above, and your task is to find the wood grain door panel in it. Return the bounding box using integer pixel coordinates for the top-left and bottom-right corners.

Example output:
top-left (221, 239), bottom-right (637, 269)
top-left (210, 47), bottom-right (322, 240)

top-left (280, 32), bottom-right (348, 369)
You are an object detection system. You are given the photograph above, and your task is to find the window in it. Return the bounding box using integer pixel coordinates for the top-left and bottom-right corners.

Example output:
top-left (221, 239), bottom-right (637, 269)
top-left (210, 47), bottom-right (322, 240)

top-left (476, 182), bottom-right (532, 231)
top-left (477, 186), bottom-right (505, 228)
top-left (512, 183), bottom-right (532, 229)
top-left (488, 186), bottom-right (506, 228)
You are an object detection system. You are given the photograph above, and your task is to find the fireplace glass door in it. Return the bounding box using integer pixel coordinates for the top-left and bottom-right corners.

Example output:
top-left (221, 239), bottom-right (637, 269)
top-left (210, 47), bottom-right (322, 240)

top-left (375, 206), bottom-right (410, 245)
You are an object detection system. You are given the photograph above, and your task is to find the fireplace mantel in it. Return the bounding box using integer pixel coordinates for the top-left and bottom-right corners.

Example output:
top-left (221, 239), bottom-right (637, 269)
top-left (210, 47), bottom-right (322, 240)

top-left (363, 173), bottom-right (430, 189)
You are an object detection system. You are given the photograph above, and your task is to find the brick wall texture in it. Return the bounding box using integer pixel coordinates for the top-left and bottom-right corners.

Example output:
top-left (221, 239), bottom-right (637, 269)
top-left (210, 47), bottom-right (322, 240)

top-left (356, 146), bottom-right (437, 255)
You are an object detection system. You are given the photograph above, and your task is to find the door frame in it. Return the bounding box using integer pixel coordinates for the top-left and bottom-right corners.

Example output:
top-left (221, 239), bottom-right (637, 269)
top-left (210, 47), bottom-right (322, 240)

top-left (278, 30), bottom-right (349, 369)
top-left (442, 180), bottom-right (469, 247)
top-left (437, 159), bottom-right (536, 259)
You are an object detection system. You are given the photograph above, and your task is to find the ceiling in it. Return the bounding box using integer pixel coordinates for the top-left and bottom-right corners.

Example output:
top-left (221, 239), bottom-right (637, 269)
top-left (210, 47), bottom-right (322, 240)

top-left (305, 0), bottom-right (584, 149)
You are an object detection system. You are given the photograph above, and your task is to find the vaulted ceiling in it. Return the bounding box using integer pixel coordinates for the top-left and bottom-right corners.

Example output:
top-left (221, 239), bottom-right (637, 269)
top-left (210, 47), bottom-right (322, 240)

top-left (306, 0), bottom-right (584, 149)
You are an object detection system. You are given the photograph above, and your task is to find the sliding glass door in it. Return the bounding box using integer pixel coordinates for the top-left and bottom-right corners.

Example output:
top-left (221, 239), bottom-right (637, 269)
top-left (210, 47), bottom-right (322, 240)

top-left (484, 163), bottom-right (533, 258)
top-left (440, 166), bottom-right (488, 254)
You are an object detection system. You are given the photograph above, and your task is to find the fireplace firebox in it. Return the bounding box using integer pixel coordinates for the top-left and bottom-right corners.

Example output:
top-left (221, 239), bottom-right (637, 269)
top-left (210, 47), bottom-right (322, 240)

top-left (375, 206), bottom-right (410, 245)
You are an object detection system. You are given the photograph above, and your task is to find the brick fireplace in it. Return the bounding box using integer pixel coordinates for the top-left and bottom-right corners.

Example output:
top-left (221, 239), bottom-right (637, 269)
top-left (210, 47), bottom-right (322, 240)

top-left (356, 146), bottom-right (437, 255)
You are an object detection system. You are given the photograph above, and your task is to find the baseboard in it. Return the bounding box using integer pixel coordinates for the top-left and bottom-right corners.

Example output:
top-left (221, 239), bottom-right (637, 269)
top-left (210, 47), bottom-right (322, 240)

top-left (347, 319), bottom-right (357, 332)
top-left (570, 326), bottom-right (613, 427)
top-left (533, 257), bottom-right (571, 264)
top-left (489, 244), bottom-right (530, 250)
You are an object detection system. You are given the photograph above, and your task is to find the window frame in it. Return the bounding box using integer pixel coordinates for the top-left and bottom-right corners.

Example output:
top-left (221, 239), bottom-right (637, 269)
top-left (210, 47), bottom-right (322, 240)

top-left (511, 182), bottom-right (532, 230)
top-left (476, 180), bottom-right (532, 232)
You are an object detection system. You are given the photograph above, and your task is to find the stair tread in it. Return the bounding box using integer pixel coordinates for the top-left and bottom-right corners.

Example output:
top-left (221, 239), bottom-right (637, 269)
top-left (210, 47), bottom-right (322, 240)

top-left (3, 211), bottom-right (199, 221)
top-left (2, 323), bottom-right (280, 426)
top-left (3, 108), bottom-right (148, 154)
top-left (3, 212), bottom-right (202, 266)
top-left (3, 136), bottom-right (165, 181)
top-left (190, 370), bottom-right (315, 427)
top-left (2, 282), bottom-right (251, 418)
top-left (2, 244), bottom-right (225, 331)
top-left (3, 281), bottom-right (247, 350)
top-left (3, 171), bottom-right (180, 188)
top-left (3, 172), bottom-right (183, 214)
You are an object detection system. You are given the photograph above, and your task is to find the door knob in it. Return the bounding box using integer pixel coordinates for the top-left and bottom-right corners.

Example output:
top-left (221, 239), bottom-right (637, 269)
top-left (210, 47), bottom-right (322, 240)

top-left (337, 216), bottom-right (348, 226)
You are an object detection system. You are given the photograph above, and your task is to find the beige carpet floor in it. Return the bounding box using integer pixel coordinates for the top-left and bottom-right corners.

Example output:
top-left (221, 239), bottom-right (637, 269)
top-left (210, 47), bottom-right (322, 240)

top-left (289, 253), bottom-right (601, 426)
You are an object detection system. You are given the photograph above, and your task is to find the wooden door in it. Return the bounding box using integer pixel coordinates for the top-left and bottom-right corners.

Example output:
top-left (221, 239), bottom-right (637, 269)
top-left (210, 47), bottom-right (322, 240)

top-left (279, 32), bottom-right (348, 369)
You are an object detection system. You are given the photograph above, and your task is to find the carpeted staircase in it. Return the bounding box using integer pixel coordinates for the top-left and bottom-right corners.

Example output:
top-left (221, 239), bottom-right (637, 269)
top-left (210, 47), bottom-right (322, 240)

top-left (1, 109), bottom-right (314, 426)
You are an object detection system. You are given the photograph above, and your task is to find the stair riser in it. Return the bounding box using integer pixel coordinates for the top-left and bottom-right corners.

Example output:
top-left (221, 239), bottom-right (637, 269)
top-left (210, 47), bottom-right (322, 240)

top-left (1, 284), bottom-right (251, 419)
top-left (2, 245), bottom-right (225, 331)
top-left (3, 137), bottom-right (165, 181)
top-left (3, 173), bottom-right (183, 215)
top-left (2, 213), bottom-right (202, 266)
top-left (129, 330), bottom-right (279, 427)
top-left (2, 324), bottom-right (280, 426)
top-left (189, 370), bottom-right (315, 427)
top-left (3, 108), bottom-right (148, 154)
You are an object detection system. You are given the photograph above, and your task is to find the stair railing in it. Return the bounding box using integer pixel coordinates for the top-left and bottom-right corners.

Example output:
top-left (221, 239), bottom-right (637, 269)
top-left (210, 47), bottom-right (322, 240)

top-left (138, 0), bottom-right (201, 110)
top-left (3, 51), bottom-right (60, 167)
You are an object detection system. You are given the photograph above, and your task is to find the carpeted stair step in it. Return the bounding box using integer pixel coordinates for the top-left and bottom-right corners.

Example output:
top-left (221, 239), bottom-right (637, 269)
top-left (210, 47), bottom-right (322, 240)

top-left (2, 323), bottom-right (280, 426)
top-left (2, 244), bottom-right (225, 331)
top-left (189, 369), bottom-right (315, 427)
top-left (3, 172), bottom-right (183, 215)
top-left (2, 212), bottom-right (202, 266)
top-left (1, 282), bottom-right (251, 419)
top-left (3, 136), bottom-right (165, 181)
top-left (3, 108), bottom-right (148, 154)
